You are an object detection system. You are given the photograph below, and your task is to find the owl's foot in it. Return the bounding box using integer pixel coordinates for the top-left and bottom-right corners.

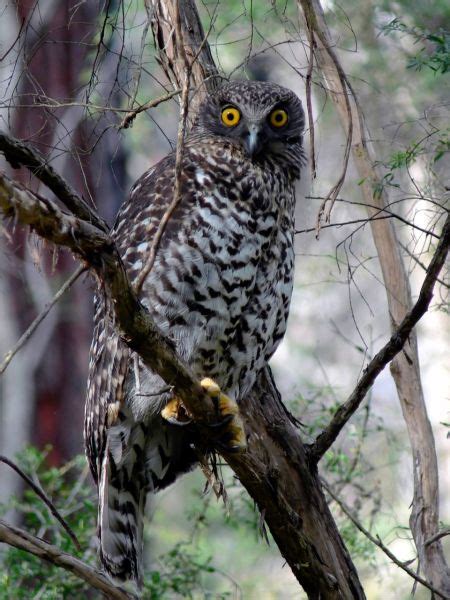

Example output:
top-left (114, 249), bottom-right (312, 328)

top-left (200, 377), bottom-right (246, 453)
top-left (161, 398), bottom-right (192, 426)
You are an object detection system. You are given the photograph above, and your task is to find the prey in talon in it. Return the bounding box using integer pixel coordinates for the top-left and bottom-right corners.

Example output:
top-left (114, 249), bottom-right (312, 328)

top-left (85, 80), bottom-right (305, 585)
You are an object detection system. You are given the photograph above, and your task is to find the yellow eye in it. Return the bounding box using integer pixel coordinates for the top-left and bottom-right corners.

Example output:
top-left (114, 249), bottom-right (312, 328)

top-left (269, 108), bottom-right (288, 128)
top-left (221, 106), bottom-right (241, 127)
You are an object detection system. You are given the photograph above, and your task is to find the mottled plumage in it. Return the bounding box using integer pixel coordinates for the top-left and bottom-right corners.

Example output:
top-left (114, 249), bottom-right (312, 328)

top-left (85, 80), bottom-right (305, 585)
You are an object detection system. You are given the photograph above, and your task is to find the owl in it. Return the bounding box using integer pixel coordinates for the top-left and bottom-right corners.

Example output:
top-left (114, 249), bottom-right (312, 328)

top-left (85, 80), bottom-right (305, 585)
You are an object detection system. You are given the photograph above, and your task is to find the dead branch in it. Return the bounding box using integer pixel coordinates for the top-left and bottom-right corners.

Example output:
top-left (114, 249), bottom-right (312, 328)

top-left (311, 211), bottom-right (450, 459)
top-left (0, 265), bottom-right (86, 375)
top-left (296, 0), bottom-right (450, 592)
top-left (0, 519), bottom-right (133, 599)
top-left (0, 132), bottom-right (107, 232)
top-left (323, 482), bottom-right (448, 599)
top-left (0, 456), bottom-right (80, 551)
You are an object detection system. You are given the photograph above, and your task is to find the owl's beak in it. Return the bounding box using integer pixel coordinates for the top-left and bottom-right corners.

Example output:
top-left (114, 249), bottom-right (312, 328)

top-left (243, 123), bottom-right (263, 157)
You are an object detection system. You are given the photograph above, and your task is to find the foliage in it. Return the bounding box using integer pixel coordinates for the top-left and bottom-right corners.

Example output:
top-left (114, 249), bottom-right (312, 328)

top-left (382, 19), bottom-right (450, 74)
top-left (0, 448), bottom-right (233, 599)
top-left (0, 447), bottom-right (96, 599)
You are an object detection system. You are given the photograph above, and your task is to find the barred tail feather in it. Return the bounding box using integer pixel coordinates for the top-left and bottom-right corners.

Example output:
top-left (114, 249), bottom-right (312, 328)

top-left (97, 413), bottom-right (199, 585)
top-left (98, 454), bottom-right (146, 585)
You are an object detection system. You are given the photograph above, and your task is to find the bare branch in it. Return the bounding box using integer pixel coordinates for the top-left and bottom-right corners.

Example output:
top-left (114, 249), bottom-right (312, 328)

top-left (118, 88), bottom-right (181, 130)
top-left (0, 520), bottom-right (133, 599)
top-left (0, 456), bottom-right (80, 551)
top-left (0, 132), bottom-right (108, 232)
top-left (0, 265), bottom-right (86, 376)
top-left (323, 482), bottom-right (448, 599)
top-left (310, 213), bottom-right (450, 460)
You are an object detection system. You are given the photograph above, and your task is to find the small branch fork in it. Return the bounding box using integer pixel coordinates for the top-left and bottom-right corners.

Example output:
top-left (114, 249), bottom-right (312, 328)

top-left (310, 210), bottom-right (450, 461)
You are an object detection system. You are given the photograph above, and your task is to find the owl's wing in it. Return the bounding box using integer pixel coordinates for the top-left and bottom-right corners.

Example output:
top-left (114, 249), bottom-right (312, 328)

top-left (84, 154), bottom-right (177, 484)
top-left (84, 292), bottom-right (131, 483)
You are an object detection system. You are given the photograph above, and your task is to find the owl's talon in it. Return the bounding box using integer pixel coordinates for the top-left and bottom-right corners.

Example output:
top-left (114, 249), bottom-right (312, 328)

top-left (200, 377), bottom-right (246, 452)
top-left (161, 398), bottom-right (192, 425)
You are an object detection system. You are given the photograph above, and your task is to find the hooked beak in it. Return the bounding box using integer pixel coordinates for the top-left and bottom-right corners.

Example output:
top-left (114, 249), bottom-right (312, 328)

top-left (243, 123), bottom-right (263, 157)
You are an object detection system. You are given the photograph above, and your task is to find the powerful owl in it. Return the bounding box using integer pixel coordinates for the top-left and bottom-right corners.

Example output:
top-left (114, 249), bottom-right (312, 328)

top-left (85, 80), bottom-right (305, 585)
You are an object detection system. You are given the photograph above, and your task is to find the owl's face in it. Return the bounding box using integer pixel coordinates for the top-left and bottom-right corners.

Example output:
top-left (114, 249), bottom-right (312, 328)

top-left (193, 81), bottom-right (305, 162)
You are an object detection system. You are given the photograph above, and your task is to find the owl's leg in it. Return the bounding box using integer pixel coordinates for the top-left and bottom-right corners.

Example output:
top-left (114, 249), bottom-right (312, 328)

top-left (199, 377), bottom-right (246, 452)
top-left (160, 378), bottom-right (246, 451)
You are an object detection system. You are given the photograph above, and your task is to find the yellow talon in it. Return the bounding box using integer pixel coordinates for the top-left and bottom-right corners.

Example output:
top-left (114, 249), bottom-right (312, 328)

top-left (200, 377), bottom-right (246, 451)
top-left (161, 397), bottom-right (191, 424)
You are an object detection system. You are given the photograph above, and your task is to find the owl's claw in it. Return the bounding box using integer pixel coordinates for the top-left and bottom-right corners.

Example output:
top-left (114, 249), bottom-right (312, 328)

top-left (161, 398), bottom-right (192, 426)
top-left (200, 377), bottom-right (246, 452)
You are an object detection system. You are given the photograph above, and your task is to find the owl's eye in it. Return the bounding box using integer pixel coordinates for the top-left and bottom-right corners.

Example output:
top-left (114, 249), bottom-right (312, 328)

top-left (221, 106), bottom-right (241, 127)
top-left (269, 108), bottom-right (288, 128)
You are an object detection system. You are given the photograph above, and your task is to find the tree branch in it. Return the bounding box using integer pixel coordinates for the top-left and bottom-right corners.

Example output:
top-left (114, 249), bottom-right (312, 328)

top-left (0, 132), bottom-right (108, 232)
top-left (0, 265), bottom-right (86, 375)
top-left (0, 172), bottom-right (224, 430)
top-left (311, 211), bottom-right (450, 460)
top-left (0, 520), bottom-right (133, 600)
top-left (0, 456), bottom-right (80, 551)
top-left (323, 482), bottom-right (448, 599)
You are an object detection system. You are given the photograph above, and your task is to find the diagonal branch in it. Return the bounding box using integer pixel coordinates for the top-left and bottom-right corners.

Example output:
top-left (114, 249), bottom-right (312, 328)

top-left (0, 520), bottom-right (133, 600)
top-left (0, 172), bottom-right (222, 430)
top-left (0, 456), bottom-right (80, 551)
top-left (310, 211), bottom-right (450, 461)
top-left (0, 132), bottom-right (108, 232)
top-left (322, 482), bottom-right (448, 599)
top-left (0, 265), bottom-right (86, 375)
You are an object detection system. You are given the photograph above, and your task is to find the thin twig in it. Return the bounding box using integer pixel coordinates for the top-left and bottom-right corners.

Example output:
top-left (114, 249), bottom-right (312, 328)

top-left (400, 240), bottom-right (449, 289)
top-left (0, 456), bottom-right (81, 551)
top-left (310, 211), bottom-right (450, 461)
top-left (0, 520), bottom-right (133, 599)
top-left (425, 529), bottom-right (450, 547)
top-left (0, 265), bottom-right (86, 375)
top-left (300, 4), bottom-right (353, 229)
top-left (118, 88), bottom-right (181, 129)
top-left (323, 481), bottom-right (448, 598)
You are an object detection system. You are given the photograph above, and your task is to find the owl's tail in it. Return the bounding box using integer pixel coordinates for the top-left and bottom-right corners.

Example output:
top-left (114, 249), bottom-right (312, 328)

top-left (98, 420), bottom-right (147, 586)
top-left (97, 413), bottom-right (199, 586)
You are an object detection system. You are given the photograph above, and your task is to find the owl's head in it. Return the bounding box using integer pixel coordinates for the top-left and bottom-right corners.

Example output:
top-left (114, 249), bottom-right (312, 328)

top-left (193, 80), bottom-right (305, 164)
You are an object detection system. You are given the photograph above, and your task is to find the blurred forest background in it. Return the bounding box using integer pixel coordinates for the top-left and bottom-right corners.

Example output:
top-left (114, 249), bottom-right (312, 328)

top-left (0, 0), bottom-right (448, 598)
